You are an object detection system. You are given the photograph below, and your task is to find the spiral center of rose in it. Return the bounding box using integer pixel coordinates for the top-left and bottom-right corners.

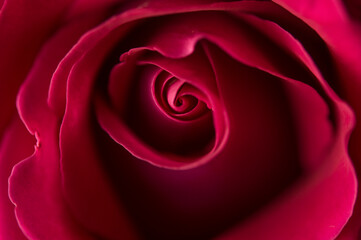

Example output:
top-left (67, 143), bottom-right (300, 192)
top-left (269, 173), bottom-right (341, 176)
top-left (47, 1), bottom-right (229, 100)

top-left (153, 71), bottom-right (210, 121)
top-left (97, 45), bottom-right (229, 168)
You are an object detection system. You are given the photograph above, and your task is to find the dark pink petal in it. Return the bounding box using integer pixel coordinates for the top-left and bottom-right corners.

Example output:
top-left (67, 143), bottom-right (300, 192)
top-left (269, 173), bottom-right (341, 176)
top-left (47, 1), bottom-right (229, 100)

top-left (133, 10), bottom-right (317, 94)
top-left (205, 41), bottom-right (356, 240)
top-left (323, 15), bottom-right (361, 240)
top-left (343, 0), bottom-right (361, 20)
top-left (205, 39), bottom-right (334, 174)
top-left (217, 159), bottom-right (356, 240)
top-left (0, 0), bottom-right (119, 145)
top-left (8, 8), bottom-right (116, 239)
top-left (0, 115), bottom-right (34, 240)
top-left (139, 48), bottom-right (219, 99)
top-left (0, 0), bottom-right (71, 140)
top-left (272, 0), bottom-right (361, 238)
top-left (272, 0), bottom-right (361, 70)
top-left (273, 0), bottom-right (349, 23)
top-left (0, 0), bottom-right (125, 142)
top-left (65, 0), bottom-right (122, 18)
top-left (47, 20), bottom-right (139, 118)
top-left (59, 25), bottom-right (139, 239)
top-left (337, 61), bottom-right (361, 240)
top-left (10, 35), bottom-right (93, 237)
top-left (9, 122), bottom-right (93, 240)
top-left (96, 45), bottom-right (226, 169)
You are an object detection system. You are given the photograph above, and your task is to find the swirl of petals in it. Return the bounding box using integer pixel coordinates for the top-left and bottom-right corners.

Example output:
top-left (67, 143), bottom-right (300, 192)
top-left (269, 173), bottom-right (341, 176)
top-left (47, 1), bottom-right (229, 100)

top-left (6, 1), bottom-right (358, 239)
top-left (96, 44), bottom-right (228, 169)
top-left (152, 73), bottom-right (210, 121)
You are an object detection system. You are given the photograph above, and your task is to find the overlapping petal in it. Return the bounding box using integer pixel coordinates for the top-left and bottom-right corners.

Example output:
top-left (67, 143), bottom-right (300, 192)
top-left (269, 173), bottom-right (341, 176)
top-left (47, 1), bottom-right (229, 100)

top-left (8, 7), bottom-right (133, 239)
top-left (271, 0), bottom-right (361, 238)
top-left (0, 115), bottom-right (34, 240)
top-left (205, 43), bottom-right (356, 240)
top-left (0, 0), bottom-right (71, 141)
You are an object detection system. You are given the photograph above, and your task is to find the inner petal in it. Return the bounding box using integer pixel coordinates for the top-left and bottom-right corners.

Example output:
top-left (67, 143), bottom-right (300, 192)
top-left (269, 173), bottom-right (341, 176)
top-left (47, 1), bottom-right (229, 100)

top-left (121, 65), bottom-right (215, 158)
top-left (152, 72), bottom-right (210, 121)
top-left (95, 43), bottom-right (228, 169)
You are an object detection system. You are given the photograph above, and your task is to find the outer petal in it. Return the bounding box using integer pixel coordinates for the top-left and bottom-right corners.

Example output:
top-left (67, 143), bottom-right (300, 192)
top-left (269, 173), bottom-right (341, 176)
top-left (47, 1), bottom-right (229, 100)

top-left (272, 0), bottom-right (361, 238)
top-left (8, 8), bottom-right (118, 239)
top-left (59, 26), bottom-right (139, 239)
top-left (217, 159), bottom-right (356, 240)
top-left (0, 114), bottom-right (34, 240)
top-left (201, 7), bottom-right (358, 236)
top-left (9, 122), bottom-right (93, 240)
top-left (0, 0), bottom-right (72, 140)
top-left (205, 40), bottom-right (356, 240)
top-left (0, 0), bottom-right (127, 141)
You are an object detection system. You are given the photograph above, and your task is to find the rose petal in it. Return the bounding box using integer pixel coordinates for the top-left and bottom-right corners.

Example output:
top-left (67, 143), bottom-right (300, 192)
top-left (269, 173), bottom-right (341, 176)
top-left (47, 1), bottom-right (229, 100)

top-left (0, 114), bottom-right (34, 240)
top-left (336, 64), bottom-right (361, 240)
top-left (204, 38), bottom-right (356, 240)
top-left (272, 0), bottom-right (348, 24)
top-left (271, 1), bottom-right (361, 238)
top-left (47, 10), bottom-right (136, 118)
top-left (59, 26), bottom-right (139, 239)
top-left (9, 123), bottom-right (93, 240)
top-left (8, 8), bottom-right (121, 239)
top-left (217, 158), bottom-right (356, 240)
top-left (96, 44), bottom-right (227, 169)
top-left (130, 10), bottom-right (329, 105)
top-left (65, 0), bottom-right (122, 18)
top-left (108, 62), bottom-right (214, 150)
top-left (343, 0), bottom-right (361, 20)
top-left (10, 31), bottom-right (93, 237)
top-left (0, 0), bottom-right (71, 140)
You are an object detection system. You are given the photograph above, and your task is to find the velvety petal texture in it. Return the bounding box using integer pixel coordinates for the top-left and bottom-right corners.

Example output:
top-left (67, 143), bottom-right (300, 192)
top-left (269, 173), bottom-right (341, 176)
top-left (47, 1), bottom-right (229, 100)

top-left (270, 0), bottom-right (361, 238)
top-left (0, 0), bottom-right (71, 143)
top-left (0, 0), bottom-right (360, 240)
top-left (0, 115), bottom-right (34, 240)
top-left (6, 1), bottom-right (138, 239)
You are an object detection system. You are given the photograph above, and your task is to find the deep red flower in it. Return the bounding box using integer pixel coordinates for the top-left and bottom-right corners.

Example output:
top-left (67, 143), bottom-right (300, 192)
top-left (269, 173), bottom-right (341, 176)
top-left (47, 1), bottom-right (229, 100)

top-left (0, 1), bottom-right (360, 239)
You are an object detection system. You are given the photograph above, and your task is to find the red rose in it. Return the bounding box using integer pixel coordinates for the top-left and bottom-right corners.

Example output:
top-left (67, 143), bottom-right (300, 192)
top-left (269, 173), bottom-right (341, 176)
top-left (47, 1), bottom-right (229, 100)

top-left (1, 0), bottom-right (361, 239)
